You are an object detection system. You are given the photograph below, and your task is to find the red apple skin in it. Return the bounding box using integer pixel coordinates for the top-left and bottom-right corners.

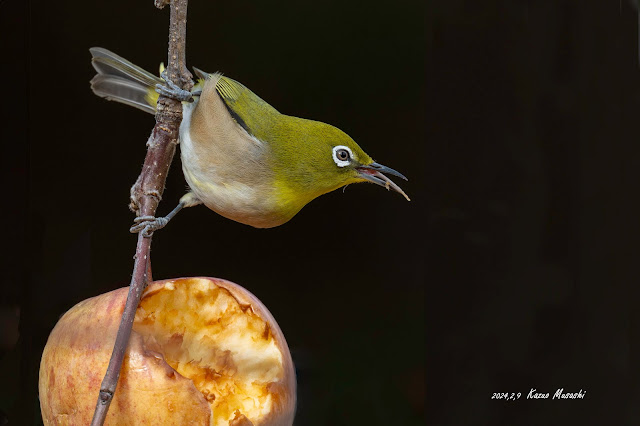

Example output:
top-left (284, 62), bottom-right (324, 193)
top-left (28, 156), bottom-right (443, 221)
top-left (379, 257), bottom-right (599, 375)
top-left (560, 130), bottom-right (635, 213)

top-left (39, 277), bottom-right (296, 426)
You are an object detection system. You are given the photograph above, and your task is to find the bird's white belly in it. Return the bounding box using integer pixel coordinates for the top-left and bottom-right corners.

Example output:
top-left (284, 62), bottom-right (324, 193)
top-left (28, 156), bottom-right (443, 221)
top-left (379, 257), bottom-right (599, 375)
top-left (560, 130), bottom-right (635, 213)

top-left (178, 103), bottom-right (281, 228)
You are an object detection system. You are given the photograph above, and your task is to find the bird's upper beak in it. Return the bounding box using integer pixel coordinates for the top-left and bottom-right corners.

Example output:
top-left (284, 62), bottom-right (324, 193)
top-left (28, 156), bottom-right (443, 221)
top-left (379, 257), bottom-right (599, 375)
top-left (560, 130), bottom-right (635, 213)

top-left (356, 162), bottom-right (410, 201)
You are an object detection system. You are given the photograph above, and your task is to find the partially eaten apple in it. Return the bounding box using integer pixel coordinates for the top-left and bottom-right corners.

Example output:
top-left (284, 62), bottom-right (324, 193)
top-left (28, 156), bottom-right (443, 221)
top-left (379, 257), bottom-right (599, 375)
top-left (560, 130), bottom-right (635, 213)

top-left (39, 277), bottom-right (296, 425)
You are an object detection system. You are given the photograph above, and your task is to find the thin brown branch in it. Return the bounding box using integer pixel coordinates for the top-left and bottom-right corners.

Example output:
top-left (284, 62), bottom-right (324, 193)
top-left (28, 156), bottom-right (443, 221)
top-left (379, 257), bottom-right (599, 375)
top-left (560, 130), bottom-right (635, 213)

top-left (90, 234), bottom-right (151, 426)
top-left (90, 0), bottom-right (191, 424)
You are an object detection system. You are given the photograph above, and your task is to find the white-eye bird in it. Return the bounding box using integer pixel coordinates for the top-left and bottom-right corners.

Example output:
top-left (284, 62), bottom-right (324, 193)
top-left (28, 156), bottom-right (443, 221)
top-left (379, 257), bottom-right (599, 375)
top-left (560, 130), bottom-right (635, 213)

top-left (89, 48), bottom-right (409, 231)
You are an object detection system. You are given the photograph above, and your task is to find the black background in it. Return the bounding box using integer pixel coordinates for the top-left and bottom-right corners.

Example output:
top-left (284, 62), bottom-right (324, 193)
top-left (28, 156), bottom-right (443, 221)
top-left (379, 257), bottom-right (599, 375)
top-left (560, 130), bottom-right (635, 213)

top-left (2, 0), bottom-right (639, 425)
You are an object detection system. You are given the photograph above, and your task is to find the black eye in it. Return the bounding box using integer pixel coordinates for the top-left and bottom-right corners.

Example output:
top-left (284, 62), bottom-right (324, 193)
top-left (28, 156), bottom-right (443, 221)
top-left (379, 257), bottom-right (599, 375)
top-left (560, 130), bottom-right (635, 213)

top-left (336, 149), bottom-right (350, 161)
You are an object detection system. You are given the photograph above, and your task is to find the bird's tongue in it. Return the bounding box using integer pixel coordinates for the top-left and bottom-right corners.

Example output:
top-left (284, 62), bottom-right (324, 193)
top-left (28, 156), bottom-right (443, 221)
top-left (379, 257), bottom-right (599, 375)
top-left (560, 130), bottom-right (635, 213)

top-left (364, 170), bottom-right (410, 201)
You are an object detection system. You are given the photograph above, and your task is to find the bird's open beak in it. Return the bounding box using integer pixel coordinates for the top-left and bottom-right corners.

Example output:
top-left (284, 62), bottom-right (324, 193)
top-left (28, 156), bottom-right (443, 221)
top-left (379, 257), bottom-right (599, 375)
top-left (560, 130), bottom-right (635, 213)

top-left (356, 162), bottom-right (410, 201)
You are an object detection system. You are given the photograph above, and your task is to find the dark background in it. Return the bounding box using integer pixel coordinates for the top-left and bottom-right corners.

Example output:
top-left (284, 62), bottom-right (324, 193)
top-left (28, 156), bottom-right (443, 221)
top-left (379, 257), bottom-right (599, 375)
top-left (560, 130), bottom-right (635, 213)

top-left (1, 0), bottom-right (639, 425)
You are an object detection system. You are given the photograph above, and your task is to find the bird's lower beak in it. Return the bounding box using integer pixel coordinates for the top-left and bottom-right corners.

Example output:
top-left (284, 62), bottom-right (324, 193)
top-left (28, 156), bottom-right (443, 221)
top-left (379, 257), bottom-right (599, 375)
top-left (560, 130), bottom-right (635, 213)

top-left (356, 162), bottom-right (410, 201)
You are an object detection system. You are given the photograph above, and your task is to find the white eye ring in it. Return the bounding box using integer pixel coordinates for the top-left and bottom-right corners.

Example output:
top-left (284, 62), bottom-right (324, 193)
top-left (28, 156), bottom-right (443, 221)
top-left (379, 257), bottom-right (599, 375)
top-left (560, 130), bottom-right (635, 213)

top-left (332, 145), bottom-right (354, 167)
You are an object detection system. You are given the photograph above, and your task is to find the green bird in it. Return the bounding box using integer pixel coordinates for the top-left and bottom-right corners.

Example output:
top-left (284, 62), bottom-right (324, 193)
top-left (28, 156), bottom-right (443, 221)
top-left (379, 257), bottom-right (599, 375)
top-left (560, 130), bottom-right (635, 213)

top-left (90, 48), bottom-right (409, 231)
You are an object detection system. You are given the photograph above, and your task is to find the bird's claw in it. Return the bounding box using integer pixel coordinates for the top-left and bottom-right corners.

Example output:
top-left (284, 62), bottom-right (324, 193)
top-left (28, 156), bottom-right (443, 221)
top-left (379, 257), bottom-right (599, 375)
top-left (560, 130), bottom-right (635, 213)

top-left (130, 215), bottom-right (169, 238)
top-left (155, 70), bottom-right (194, 102)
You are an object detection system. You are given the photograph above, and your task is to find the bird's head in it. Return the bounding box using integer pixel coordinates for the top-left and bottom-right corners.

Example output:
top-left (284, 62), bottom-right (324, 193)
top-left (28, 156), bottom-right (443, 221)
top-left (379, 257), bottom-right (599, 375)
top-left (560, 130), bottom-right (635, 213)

top-left (271, 118), bottom-right (409, 219)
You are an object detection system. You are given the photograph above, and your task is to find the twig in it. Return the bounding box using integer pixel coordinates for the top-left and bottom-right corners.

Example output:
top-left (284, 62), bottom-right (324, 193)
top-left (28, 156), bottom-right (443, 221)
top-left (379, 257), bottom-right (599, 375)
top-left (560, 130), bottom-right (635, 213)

top-left (90, 0), bottom-right (192, 424)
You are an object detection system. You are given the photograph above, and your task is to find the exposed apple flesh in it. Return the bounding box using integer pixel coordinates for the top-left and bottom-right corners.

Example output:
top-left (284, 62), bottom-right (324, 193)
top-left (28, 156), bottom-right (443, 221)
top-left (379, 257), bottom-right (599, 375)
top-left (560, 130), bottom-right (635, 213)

top-left (39, 277), bottom-right (296, 426)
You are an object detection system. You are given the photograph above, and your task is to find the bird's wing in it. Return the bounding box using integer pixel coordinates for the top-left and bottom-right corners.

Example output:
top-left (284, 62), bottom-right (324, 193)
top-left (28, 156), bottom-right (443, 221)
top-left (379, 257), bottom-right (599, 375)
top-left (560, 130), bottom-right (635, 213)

top-left (213, 75), bottom-right (281, 142)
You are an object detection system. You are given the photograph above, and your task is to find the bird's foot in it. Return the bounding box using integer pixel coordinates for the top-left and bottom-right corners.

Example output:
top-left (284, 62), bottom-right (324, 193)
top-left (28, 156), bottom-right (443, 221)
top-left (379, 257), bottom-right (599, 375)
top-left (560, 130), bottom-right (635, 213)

top-left (155, 70), bottom-right (194, 102)
top-left (130, 202), bottom-right (185, 238)
top-left (130, 215), bottom-right (170, 238)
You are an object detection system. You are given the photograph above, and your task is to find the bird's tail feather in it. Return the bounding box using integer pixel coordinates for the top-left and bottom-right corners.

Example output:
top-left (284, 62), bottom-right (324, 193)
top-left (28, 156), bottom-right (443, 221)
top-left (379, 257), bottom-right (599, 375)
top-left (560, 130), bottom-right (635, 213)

top-left (90, 47), bottom-right (161, 115)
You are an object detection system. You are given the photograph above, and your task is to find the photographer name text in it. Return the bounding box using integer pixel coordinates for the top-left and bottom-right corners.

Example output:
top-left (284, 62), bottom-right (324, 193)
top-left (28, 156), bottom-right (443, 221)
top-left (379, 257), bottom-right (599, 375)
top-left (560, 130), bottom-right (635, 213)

top-left (491, 388), bottom-right (586, 401)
